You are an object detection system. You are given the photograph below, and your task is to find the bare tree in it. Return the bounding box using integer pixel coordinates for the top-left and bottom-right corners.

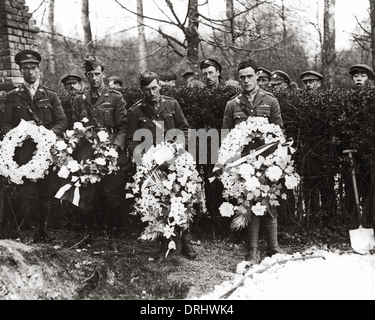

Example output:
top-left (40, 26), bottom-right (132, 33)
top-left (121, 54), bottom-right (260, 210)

top-left (137, 0), bottom-right (148, 71)
top-left (369, 0), bottom-right (375, 69)
top-left (321, 0), bottom-right (336, 89)
top-left (81, 0), bottom-right (94, 54)
top-left (46, 0), bottom-right (55, 74)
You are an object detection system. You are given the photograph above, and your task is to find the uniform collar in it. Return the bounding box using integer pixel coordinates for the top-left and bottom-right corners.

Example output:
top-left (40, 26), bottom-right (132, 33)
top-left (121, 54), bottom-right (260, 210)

top-left (23, 80), bottom-right (40, 91)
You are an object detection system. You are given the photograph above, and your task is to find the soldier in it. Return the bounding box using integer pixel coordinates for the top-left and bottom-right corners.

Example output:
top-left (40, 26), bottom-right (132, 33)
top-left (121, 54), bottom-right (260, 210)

top-left (222, 58), bottom-right (285, 265)
top-left (72, 56), bottom-right (129, 250)
top-left (200, 58), bottom-right (226, 89)
top-left (345, 64), bottom-right (375, 229)
top-left (256, 67), bottom-right (271, 90)
top-left (181, 67), bottom-right (205, 89)
top-left (61, 74), bottom-right (82, 128)
top-left (159, 72), bottom-right (177, 87)
top-left (270, 70), bottom-right (291, 91)
top-left (126, 69), bottom-right (197, 260)
top-left (108, 75), bottom-right (123, 90)
top-left (1, 49), bottom-right (67, 242)
top-left (349, 64), bottom-right (375, 88)
top-left (300, 70), bottom-right (323, 90)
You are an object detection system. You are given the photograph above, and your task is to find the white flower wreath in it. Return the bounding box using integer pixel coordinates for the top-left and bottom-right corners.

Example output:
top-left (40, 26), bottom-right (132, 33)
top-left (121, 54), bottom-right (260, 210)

top-left (215, 116), bottom-right (300, 230)
top-left (130, 141), bottom-right (206, 256)
top-left (0, 119), bottom-right (57, 185)
top-left (52, 118), bottom-right (119, 207)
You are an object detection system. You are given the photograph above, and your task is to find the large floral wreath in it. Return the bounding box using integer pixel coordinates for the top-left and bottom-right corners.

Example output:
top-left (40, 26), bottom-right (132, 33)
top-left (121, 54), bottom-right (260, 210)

top-left (52, 118), bottom-right (119, 207)
top-left (215, 116), bottom-right (300, 230)
top-left (0, 119), bottom-right (57, 184)
top-left (130, 141), bottom-right (206, 257)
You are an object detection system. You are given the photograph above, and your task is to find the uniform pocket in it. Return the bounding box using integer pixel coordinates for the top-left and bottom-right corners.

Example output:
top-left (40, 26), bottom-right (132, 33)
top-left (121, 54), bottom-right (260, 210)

top-left (98, 103), bottom-right (115, 127)
top-left (233, 111), bottom-right (247, 125)
top-left (36, 100), bottom-right (53, 122)
top-left (256, 105), bottom-right (271, 117)
top-left (160, 111), bottom-right (175, 129)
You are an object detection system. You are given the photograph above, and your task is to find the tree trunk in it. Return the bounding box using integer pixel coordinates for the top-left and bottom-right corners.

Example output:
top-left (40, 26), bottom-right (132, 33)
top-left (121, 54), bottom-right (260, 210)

top-left (46, 0), bottom-right (55, 74)
top-left (226, 0), bottom-right (234, 43)
top-left (322, 0), bottom-right (336, 89)
top-left (186, 0), bottom-right (200, 63)
top-left (370, 0), bottom-right (375, 70)
top-left (81, 0), bottom-right (94, 54)
top-left (137, 0), bottom-right (148, 71)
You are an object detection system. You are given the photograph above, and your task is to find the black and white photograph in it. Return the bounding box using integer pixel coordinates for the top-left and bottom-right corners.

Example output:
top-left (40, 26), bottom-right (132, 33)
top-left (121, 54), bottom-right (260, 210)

top-left (0, 0), bottom-right (374, 304)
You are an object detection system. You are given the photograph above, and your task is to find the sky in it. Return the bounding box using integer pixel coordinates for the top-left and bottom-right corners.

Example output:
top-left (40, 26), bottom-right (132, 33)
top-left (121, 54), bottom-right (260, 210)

top-left (24, 0), bottom-right (370, 51)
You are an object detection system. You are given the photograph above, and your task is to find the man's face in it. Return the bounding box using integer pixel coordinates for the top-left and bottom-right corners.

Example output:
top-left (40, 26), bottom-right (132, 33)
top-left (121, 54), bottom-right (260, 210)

top-left (86, 66), bottom-right (105, 90)
top-left (141, 79), bottom-right (161, 103)
top-left (271, 82), bottom-right (289, 91)
top-left (257, 77), bottom-right (270, 90)
top-left (20, 62), bottom-right (40, 84)
top-left (238, 66), bottom-right (258, 93)
top-left (202, 66), bottom-right (220, 88)
top-left (352, 72), bottom-right (369, 87)
top-left (64, 81), bottom-right (81, 94)
top-left (302, 79), bottom-right (321, 90)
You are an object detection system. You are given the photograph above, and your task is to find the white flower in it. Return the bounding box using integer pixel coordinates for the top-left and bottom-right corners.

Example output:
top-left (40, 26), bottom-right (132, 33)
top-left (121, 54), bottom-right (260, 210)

top-left (219, 202), bottom-right (235, 217)
top-left (55, 140), bottom-right (68, 151)
top-left (82, 117), bottom-right (89, 123)
top-left (105, 148), bottom-right (118, 158)
top-left (238, 163), bottom-right (255, 178)
top-left (73, 122), bottom-right (84, 131)
top-left (251, 202), bottom-right (267, 216)
top-left (58, 166), bottom-right (70, 179)
top-left (285, 174), bottom-right (300, 189)
top-left (265, 165), bottom-right (283, 182)
top-left (67, 160), bottom-right (80, 173)
top-left (94, 158), bottom-right (106, 166)
top-left (97, 130), bottom-right (109, 142)
top-left (244, 176), bottom-right (261, 191)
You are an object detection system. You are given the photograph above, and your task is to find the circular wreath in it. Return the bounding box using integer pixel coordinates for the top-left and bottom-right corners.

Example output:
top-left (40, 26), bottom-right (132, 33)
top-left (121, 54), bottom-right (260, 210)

top-left (130, 141), bottom-right (206, 255)
top-left (216, 116), bottom-right (300, 230)
top-left (51, 118), bottom-right (119, 186)
top-left (0, 119), bottom-right (57, 185)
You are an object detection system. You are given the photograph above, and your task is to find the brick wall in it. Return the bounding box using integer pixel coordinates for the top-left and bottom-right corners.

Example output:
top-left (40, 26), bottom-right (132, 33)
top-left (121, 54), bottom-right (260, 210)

top-left (0, 0), bottom-right (39, 90)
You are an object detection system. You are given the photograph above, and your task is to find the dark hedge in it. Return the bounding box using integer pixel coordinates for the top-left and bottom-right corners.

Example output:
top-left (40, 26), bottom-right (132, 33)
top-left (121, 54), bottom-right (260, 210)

top-left (58, 86), bottom-right (375, 234)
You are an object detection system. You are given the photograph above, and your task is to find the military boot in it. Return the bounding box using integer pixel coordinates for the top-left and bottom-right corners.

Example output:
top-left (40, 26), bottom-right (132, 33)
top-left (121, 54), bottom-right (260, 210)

top-left (244, 214), bottom-right (261, 264)
top-left (245, 247), bottom-right (261, 265)
top-left (106, 207), bottom-right (121, 251)
top-left (33, 201), bottom-right (51, 243)
top-left (181, 230), bottom-right (197, 260)
top-left (154, 236), bottom-right (175, 260)
top-left (264, 216), bottom-right (285, 257)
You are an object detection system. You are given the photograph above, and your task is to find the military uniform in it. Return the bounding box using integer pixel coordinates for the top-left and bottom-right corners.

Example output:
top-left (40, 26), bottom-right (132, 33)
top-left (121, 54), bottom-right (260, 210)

top-left (72, 86), bottom-right (129, 211)
top-left (61, 74), bottom-right (82, 127)
top-left (126, 95), bottom-right (190, 159)
top-left (71, 56), bottom-right (129, 247)
top-left (128, 69), bottom-right (196, 259)
top-left (222, 89), bottom-right (284, 130)
top-left (221, 81), bottom-right (285, 264)
top-left (1, 49), bottom-right (67, 241)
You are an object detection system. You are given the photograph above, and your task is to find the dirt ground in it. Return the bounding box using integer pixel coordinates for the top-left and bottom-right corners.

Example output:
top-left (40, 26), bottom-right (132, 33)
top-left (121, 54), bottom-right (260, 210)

top-left (0, 210), bottom-right (361, 301)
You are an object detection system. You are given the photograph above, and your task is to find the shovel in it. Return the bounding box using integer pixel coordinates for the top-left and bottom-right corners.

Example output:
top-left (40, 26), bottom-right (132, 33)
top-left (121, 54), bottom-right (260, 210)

top-left (343, 149), bottom-right (375, 253)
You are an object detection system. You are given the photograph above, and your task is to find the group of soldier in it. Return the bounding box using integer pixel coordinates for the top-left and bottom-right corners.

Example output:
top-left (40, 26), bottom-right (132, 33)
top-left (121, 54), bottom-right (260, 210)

top-left (0, 48), bottom-right (373, 265)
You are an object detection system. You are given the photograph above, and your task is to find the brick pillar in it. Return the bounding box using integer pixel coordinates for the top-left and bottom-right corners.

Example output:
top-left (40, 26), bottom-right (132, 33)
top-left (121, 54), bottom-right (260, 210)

top-left (0, 0), bottom-right (39, 91)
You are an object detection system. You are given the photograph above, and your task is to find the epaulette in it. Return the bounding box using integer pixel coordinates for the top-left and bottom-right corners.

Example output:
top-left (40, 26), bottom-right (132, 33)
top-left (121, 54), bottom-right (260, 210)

top-left (259, 89), bottom-right (275, 98)
top-left (230, 92), bottom-right (241, 102)
top-left (109, 88), bottom-right (122, 95)
top-left (43, 85), bottom-right (56, 92)
top-left (129, 99), bottom-right (143, 110)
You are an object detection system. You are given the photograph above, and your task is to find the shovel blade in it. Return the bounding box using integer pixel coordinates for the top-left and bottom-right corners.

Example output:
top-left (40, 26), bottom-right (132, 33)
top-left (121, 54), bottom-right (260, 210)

top-left (349, 226), bottom-right (375, 253)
